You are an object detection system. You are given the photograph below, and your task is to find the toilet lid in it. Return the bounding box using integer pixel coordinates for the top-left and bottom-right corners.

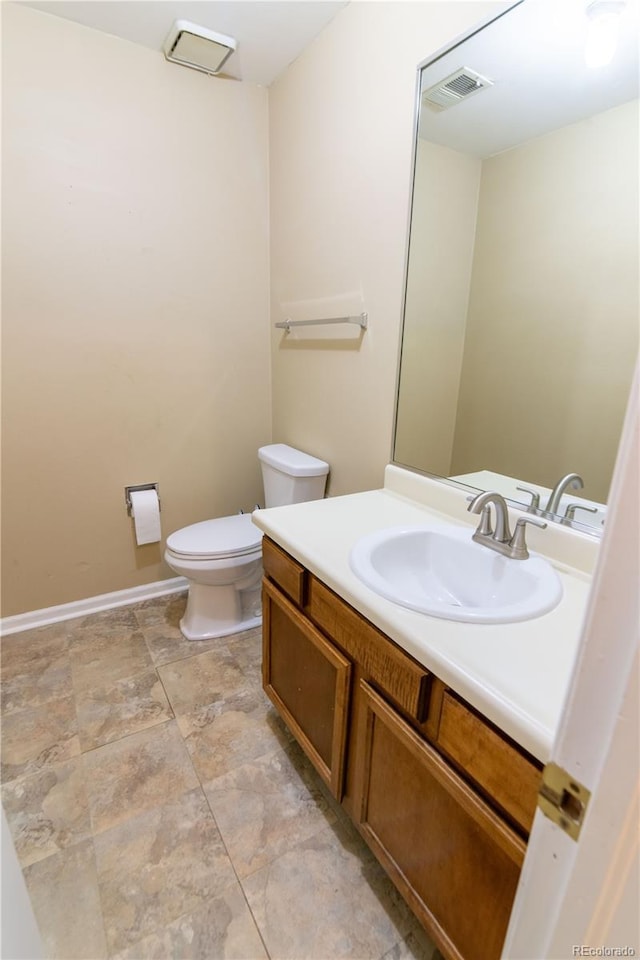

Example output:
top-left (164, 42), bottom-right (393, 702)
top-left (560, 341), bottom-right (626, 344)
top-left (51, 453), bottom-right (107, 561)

top-left (166, 513), bottom-right (263, 560)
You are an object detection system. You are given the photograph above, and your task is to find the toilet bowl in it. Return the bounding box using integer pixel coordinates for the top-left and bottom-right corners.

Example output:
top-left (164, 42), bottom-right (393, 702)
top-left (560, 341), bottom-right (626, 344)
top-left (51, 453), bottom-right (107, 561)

top-left (165, 513), bottom-right (263, 641)
top-left (164, 444), bottom-right (329, 641)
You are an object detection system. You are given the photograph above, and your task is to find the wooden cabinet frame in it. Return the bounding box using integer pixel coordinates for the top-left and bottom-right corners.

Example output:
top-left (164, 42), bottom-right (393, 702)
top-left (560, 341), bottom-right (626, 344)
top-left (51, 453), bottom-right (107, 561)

top-left (262, 577), bottom-right (351, 799)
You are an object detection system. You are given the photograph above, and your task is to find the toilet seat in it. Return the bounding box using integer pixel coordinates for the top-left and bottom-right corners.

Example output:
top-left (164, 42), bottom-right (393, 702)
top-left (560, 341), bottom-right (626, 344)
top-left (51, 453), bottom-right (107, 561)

top-left (165, 513), bottom-right (262, 560)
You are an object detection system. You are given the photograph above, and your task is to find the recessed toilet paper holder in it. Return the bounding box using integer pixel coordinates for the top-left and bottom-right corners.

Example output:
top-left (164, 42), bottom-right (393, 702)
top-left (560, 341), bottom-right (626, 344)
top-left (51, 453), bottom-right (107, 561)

top-left (125, 483), bottom-right (161, 516)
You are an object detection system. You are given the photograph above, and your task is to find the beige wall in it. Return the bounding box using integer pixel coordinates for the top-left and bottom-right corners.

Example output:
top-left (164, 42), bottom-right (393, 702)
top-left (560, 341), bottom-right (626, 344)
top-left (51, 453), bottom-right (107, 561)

top-left (1, 1), bottom-right (509, 616)
top-left (268, 1), bottom-right (509, 497)
top-left (451, 100), bottom-right (639, 502)
top-left (1, 5), bottom-right (271, 616)
top-left (395, 139), bottom-right (480, 476)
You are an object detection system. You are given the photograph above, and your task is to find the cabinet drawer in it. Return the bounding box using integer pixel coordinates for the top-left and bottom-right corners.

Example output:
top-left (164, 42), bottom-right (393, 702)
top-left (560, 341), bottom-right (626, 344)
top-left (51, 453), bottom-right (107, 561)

top-left (437, 692), bottom-right (541, 835)
top-left (262, 537), bottom-right (307, 606)
top-left (308, 576), bottom-right (430, 722)
top-left (356, 681), bottom-right (524, 960)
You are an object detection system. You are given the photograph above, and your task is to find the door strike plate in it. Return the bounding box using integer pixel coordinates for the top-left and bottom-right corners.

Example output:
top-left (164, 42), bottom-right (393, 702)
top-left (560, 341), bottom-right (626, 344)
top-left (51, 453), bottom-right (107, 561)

top-left (537, 761), bottom-right (591, 841)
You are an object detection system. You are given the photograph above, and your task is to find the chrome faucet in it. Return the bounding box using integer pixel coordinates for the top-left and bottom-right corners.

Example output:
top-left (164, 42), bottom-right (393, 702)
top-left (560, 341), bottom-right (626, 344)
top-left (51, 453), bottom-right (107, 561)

top-left (544, 473), bottom-right (583, 516)
top-left (467, 490), bottom-right (547, 560)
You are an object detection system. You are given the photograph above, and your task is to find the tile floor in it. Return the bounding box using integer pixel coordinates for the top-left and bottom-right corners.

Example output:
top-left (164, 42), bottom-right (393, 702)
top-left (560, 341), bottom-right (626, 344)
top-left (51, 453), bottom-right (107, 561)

top-left (1, 592), bottom-right (439, 960)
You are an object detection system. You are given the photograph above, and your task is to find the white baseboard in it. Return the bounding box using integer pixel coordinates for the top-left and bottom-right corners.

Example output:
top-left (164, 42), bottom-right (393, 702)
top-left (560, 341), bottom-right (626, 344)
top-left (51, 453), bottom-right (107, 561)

top-left (0, 578), bottom-right (189, 637)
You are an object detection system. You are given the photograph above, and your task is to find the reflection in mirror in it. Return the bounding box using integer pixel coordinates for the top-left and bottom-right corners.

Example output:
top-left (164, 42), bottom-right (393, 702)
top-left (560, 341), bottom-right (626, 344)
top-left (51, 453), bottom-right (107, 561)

top-left (394, 0), bottom-right (639, 536)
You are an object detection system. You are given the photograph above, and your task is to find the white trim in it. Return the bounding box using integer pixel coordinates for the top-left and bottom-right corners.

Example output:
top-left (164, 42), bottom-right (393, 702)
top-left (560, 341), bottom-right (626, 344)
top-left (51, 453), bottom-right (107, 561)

top-left (0, 577), bottom-right (188, 636)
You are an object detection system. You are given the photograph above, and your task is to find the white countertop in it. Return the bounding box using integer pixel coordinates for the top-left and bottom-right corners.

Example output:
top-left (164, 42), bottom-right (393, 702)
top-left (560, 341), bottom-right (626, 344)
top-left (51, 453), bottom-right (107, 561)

top-left (252, 466), bottom-right (598, 763)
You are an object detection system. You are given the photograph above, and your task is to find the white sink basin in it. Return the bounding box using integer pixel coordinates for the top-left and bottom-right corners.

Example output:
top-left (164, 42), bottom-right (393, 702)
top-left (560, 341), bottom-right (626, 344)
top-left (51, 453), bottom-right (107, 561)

top-left (349, 523), bottom-right (562, 624)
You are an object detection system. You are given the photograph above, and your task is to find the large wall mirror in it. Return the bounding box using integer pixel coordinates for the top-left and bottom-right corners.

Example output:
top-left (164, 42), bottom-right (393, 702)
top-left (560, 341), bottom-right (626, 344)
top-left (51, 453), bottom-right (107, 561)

top-left (394, 0), bottom-right (639, 536)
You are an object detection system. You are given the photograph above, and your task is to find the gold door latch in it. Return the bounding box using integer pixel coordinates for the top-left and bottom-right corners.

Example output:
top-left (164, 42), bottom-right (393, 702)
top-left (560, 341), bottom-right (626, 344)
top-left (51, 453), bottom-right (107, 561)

top-left (537, 762), bottom-right (591, 841)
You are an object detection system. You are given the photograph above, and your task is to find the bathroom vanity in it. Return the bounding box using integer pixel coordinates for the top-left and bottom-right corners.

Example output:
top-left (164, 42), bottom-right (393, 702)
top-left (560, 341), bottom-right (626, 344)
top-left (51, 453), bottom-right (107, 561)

top-left (253, 467), bottom-right (596, 960)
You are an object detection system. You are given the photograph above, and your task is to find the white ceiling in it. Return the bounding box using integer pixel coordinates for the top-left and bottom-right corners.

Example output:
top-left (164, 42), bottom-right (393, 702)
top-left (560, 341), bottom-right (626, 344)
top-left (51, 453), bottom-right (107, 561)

top-left (418, 0), bottom-right (639, 157)
top-left (19, 0), bottom-right (349, 86)
top-left (18, 1), bottom-right (639, 145)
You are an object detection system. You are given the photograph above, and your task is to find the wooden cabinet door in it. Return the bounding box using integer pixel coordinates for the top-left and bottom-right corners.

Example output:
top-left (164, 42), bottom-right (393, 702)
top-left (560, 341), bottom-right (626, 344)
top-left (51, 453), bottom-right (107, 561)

top-left (356, 681), bottom-right (526, 960)
top-left (262, 577), bottom-right (351, 800)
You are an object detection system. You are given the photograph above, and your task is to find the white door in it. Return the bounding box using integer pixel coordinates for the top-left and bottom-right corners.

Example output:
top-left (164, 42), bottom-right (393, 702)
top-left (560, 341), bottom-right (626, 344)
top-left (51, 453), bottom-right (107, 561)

top-left (503, 370), bottom-right (639, 958)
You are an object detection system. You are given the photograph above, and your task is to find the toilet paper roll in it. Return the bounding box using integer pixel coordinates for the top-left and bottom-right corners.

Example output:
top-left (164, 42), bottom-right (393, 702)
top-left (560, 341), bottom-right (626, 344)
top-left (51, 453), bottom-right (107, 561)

top-left (130, 488), bottom-right (161, 545)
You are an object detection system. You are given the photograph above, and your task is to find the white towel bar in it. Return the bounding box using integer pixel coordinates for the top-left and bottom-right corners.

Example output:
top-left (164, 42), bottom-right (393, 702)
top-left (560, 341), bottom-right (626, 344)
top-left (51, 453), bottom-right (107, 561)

top-left (275, 312), bottom-right (368, 333)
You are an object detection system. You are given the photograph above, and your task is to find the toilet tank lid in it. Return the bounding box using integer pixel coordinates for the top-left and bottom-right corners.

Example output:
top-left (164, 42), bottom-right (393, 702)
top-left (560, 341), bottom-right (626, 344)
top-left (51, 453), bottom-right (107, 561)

top-left (258, 444), bottom-right (329, 477)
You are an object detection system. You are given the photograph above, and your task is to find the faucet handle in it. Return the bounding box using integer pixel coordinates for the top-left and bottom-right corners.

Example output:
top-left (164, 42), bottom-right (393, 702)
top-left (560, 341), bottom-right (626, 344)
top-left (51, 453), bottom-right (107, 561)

top-left (562, 503), bottom-right (598, 526)
top-left (516, 486), bottom-right (541, 513)
top-left (510, 516), bottom-right (547, 560)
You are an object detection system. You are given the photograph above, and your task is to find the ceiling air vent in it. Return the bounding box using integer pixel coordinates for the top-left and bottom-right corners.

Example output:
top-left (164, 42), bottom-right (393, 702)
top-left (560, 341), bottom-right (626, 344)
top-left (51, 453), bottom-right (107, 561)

top-left (422, 67), bottom-right (494, 112)
top-left (163, 20), bottom-right (236, 76)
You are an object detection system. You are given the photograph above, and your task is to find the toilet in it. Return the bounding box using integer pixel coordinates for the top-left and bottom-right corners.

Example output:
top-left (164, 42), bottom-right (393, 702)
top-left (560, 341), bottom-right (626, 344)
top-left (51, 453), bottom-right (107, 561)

top-left (164, 444), bottom-right (330, 641)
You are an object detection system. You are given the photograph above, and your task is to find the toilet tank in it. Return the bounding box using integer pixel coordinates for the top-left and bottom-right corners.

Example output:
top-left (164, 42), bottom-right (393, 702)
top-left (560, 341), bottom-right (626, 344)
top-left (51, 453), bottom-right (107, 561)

top-left (258, 444), bottom-right (329, 508)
